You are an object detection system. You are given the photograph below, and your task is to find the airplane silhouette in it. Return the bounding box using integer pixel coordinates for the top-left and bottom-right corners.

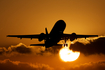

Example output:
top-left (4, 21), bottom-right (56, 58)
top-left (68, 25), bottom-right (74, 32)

top-left (7, 20), bottom-right (98, 48)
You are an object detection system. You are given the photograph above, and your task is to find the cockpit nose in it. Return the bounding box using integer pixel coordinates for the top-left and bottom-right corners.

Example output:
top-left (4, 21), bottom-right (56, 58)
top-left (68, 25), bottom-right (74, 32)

top-left (57, 20), bottom-right (66, 26)
top-left (55, 20), bottom-right (66, 31)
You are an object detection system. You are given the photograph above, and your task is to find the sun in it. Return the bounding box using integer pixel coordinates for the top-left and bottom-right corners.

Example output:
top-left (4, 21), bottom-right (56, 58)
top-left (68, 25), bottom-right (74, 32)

top-left (59, 43), bottom-right (80, 62)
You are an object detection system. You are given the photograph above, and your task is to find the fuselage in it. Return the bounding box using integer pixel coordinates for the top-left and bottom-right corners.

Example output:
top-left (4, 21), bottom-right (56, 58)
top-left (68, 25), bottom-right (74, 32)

top-left (45, 20), bottom-right (66, 48)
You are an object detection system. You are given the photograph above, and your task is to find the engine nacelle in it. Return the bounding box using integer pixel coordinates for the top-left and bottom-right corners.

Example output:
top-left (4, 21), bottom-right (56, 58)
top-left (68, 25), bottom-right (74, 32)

top-left (70, 33), bottom-right (76, 41)
top-left (38, 33), bottom-right (45, 41)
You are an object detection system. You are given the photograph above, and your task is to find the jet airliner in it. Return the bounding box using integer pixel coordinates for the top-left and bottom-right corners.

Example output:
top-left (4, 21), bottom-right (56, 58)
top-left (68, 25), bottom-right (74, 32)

top-left (7, 20), bottom-right (98, 48)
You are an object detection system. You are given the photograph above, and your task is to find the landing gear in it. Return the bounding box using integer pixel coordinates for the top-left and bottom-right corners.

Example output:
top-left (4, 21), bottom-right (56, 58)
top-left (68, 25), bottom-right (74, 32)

top-left (63, 39), bottom-right (68, 47)
top-left (63, 43), bottom-right (68, 47)
top-left (62, 38), bottom-right (69, 47)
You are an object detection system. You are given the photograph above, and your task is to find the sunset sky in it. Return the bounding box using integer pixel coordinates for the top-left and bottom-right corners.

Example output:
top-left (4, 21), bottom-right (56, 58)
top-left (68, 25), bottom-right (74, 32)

top-left (0, 0), bottom-right (105, 70)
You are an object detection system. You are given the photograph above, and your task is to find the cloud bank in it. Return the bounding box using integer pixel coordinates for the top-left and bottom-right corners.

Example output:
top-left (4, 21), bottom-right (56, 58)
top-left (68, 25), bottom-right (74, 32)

top-left (0, 43), bottom-right (60, 56)
top-left (0, 59), bottom-right (53, 70)
top-left (1, 59), bottom-right (105, 70)
top-left (69, 61), bottom-right (105, 70)
top-left (70, 37), bottom-right (105, 55)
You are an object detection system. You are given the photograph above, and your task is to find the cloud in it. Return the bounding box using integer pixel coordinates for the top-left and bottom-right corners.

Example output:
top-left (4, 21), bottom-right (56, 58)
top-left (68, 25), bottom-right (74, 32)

top-left (0, 59), bottom-right (53, 70)
top-left (11, 43), bottom-right (32, 54)
top-left (0, 43), bottom-right (33, 56)
top-left (0, 43), bottom-right (61, 56)
top-left (69, 61), bottom-right (105, 70)
top-left (45, 46), bottom-right (62, 54)
top-left (0, 47), bottom-right (4, 54)
top-left (70, 37), bottom-right (105, 55)
top-left (1, 59), bottom-right (105, 70)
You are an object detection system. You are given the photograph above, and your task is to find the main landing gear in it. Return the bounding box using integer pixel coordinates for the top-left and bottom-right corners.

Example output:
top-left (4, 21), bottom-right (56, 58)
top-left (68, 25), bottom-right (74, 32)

top-left (63, 38), bottom-right (68, 47)
top-left (63, 43), bottom-right (68, 47)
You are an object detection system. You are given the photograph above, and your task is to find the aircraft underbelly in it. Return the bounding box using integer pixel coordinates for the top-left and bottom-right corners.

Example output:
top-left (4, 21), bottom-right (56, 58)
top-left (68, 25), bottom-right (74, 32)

top-left (45, 35), bottom-right (61, 48)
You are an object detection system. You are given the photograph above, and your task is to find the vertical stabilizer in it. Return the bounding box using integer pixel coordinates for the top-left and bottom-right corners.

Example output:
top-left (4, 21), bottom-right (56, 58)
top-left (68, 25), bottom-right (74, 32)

top-left (45, 28), bottom-right (48, 35)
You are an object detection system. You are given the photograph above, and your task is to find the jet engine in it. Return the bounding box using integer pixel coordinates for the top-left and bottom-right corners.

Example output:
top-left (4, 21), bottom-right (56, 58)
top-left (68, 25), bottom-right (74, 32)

top-left (70, 33), bottom-right (77, 41)
top-left (38, 33), bottom-right (45, 41)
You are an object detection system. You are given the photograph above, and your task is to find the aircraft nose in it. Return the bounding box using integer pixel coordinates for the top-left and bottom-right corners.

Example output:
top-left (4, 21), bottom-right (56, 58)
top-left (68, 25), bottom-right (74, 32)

top-left (57, 20), bottom-right (66, 30)
top-left (57, 20), bottom-right (66, 24)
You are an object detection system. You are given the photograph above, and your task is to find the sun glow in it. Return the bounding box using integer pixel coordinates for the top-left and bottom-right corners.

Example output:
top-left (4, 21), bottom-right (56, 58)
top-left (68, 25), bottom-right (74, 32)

top-left (59, 43), bottom-right (80, 62)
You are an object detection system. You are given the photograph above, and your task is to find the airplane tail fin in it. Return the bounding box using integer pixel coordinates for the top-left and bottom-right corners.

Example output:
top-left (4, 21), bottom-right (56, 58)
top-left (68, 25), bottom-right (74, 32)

top-left (45, 28), bottom-right (48, 35)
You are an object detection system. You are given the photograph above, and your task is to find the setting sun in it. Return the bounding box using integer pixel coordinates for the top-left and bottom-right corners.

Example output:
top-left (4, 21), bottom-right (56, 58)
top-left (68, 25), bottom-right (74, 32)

top-left (59, 46), bottom-right (80, 62)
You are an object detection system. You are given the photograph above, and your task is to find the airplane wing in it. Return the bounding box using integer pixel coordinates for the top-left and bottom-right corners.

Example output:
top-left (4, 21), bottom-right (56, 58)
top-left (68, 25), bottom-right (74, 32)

top-left (76, 35), bottom-right (98, 38)
top-left (7, 34), bottom-right (40, 39)
top-left (61, 33), bottom-right (98, 41)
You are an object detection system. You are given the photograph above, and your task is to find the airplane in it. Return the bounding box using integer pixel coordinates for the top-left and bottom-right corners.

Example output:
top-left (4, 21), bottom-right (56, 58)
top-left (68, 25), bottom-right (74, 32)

top-left (7, 20), bottom-right (98, 48)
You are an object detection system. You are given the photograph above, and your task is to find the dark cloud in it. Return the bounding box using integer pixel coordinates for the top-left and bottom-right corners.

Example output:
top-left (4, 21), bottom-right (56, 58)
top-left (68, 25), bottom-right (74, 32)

top-left (0, 43), bottom-right (32, 55)
top-left (0, 59), bottom-right (53, 70)
top-left (70, 37), bottom-right (105, 55)
top-left (69, 61), bottom-right (105, 70)
top-left (45, 46), bottom-right (62, 54)
top-left (0, 47), bottom-right (4, 55)
top-left (12, 45), bottom-right (31, 54)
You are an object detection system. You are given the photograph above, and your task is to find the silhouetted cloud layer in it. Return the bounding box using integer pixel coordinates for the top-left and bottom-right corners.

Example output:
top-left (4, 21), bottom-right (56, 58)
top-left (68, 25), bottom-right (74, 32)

top-left (70, 37), bottom-right (105, 55)
top-left (0, 59), bottom-right (53, 70)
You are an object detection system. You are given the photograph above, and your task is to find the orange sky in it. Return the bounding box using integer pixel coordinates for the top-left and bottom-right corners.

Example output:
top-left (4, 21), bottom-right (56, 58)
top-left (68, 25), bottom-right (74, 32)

top-left (0, 0), bottom-right (105, 46)
top-left (0, 0), bottom-right (105, 70)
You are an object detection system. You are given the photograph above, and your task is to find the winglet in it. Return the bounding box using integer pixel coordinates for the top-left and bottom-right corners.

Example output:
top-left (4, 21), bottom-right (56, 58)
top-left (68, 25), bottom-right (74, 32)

top-left (45, 28), bottom-right (48, 35)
